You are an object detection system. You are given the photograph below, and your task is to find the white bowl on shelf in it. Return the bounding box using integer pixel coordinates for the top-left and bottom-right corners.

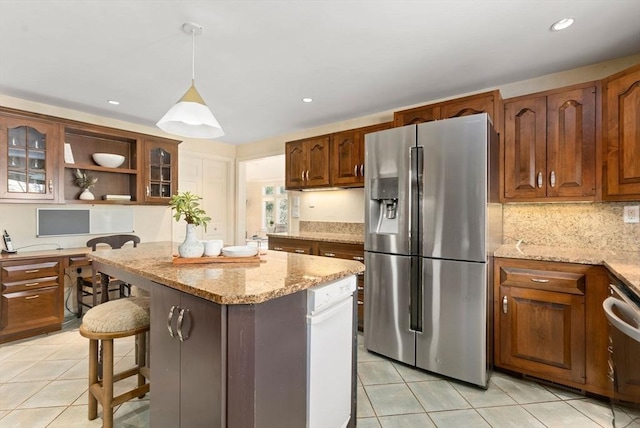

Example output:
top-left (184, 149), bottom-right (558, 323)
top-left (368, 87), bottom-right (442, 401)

top-left (92, 153), bottom-right (125, 168)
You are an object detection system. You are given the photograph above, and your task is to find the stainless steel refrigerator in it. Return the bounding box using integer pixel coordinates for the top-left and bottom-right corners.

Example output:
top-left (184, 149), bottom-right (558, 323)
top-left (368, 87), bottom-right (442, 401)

top-left (363, 113), bottom-right (502, 387)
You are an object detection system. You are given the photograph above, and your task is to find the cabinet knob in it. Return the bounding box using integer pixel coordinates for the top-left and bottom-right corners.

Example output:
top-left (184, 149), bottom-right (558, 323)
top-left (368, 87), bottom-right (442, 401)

top-left (502, 295), bottom-right (508, 314)
top-left (537, 172), bottom-right (543, 188)
top-left (550, 170), bottom-right (556, 188)
top-left (48, 179), bottom-right (53, 193)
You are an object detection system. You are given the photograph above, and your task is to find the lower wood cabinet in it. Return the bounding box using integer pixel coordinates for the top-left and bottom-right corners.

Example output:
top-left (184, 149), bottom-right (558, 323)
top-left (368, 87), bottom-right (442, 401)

top-left (494, 258), bottom-right (611, 396)
top-left (0, 257), bottom-right (64, 343)
top-left (150, 284), bottom-right (225, 428)
top-left (269, 237), bottom-right (366, 331)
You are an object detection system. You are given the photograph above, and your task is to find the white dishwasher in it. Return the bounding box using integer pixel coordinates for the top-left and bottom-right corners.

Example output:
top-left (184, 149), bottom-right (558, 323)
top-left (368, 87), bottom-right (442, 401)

top-left (307, 275), bottom-right (356, 428)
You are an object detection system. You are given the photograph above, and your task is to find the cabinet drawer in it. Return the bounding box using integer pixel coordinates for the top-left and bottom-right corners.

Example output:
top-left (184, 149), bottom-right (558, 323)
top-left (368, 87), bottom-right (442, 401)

top-left (317, 242), bottom-right (364, 262)
top-left (2, 276), bottom-right (59, 293)
top-left (1, 260), bottom-right (61, 282)
top-left (498, 265), bottom-right (585, 295)
top-left (1, 287), bottom-right (62, 332)
top-left (268, 238), bottom-right (315, 255)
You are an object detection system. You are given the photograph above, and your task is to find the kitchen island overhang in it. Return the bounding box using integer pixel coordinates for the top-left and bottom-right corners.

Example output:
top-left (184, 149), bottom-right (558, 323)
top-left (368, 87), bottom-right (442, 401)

top-left (88, 242), bottom-right (364, 428)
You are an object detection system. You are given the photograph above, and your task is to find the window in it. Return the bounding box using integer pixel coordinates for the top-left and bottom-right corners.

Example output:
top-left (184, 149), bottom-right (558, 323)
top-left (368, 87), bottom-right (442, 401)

top-left (262, 184), bottom-right (288, 230)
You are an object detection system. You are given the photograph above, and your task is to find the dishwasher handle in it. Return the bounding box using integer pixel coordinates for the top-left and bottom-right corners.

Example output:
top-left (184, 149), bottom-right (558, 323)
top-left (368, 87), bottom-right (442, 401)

top-left (603, 296), bottom-right (640, 343)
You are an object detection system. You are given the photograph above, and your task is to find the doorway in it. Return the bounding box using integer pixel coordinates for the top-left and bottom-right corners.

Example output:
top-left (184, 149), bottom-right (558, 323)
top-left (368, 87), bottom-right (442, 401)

top-left (236, 155), bottom-right (286, 245)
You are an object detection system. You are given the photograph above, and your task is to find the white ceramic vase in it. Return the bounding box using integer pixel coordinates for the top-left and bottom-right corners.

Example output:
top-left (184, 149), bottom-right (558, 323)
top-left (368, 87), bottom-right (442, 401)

top-left (79, 188), bottom-right (95, 200)
top-left (178, 224), bottom-right (204, 258)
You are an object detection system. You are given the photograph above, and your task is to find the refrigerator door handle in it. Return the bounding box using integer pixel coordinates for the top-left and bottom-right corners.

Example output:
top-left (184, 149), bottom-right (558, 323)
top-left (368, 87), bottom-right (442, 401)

top-left (410, 256), bottom-right (423, 332)
top-left (409, 145), bottom-right (424, 254)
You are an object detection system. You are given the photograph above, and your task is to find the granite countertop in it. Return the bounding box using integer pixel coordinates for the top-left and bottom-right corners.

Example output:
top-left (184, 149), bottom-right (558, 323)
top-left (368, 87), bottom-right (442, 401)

top-left (495, 244), bottom-right (640, 297)
top-left (89, 242), bottom-right (364, 305)
top-left (267, 231), bottom-right (364, 245)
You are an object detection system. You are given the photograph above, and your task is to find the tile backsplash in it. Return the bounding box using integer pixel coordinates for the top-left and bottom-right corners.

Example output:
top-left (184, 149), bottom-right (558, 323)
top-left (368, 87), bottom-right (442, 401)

top-left (300, 221), bottom-right (364, 235)
top-left (503, 202), bottom-right (640, 252)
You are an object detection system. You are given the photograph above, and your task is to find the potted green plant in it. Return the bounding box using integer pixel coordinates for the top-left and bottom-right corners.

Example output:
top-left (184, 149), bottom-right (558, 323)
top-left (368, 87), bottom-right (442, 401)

top-left (169, 191), bottom-right (211, 258)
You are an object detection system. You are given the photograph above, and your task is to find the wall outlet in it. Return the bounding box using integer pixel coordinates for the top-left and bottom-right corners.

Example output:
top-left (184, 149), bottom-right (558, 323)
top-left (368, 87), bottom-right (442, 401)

top-left (623, 205), bottom-right (640, 223)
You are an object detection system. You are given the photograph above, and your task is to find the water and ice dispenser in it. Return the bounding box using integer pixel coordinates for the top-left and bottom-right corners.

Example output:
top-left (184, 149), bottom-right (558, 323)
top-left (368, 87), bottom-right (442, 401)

top-left (369, 177), bottom-right (399, 234)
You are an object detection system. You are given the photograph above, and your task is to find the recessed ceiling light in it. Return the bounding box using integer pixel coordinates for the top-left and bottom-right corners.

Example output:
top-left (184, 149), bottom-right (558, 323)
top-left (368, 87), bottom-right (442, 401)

top-left (302, 98), bottom-right (313, 103)
top-left (550, 18), bottom-right (574, 31)
top-left (107, 100), bottom-right (120, 105)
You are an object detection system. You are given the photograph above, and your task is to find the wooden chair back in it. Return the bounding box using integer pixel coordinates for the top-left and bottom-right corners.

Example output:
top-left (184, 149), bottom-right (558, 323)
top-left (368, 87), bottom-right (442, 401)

top-left (86, 234), bottom-right (140, 251)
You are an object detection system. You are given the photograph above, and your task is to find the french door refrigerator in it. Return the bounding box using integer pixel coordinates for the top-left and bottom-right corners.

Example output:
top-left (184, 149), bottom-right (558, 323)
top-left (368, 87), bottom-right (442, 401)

top-left (363, 113), bottom-right (501, 387)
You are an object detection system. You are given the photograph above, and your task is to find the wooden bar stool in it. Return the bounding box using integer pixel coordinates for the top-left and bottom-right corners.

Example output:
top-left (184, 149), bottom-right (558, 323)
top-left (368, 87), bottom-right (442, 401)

top-left (79, 297), bottom-right (151, 428)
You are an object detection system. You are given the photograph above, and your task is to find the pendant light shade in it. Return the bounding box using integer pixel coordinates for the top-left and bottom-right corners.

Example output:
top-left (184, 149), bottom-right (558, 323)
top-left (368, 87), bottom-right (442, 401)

top-left (157, 23), bottom-right (224, 139)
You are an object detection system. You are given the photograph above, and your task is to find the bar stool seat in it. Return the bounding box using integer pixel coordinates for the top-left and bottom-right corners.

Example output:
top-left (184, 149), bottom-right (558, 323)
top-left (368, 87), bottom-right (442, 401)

top-left (79, 297), bottom-right (151, 428)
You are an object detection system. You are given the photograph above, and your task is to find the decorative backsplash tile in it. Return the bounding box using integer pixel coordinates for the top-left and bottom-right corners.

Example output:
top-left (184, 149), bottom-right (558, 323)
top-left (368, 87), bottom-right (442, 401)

top-left (300, 221), bottom-right (364, 235)
top-left (503, 202), bottom-right (640, 252)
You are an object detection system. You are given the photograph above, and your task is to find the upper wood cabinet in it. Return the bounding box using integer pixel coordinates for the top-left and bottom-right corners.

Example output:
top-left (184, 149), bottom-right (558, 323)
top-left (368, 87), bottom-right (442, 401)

top-left (330, 122), bottom-right (392, 187)
top-left (603, 64), bottom-right (640, 200)
top-left (142, 138), bottom-right (179, 204)
top-left (0, 106), bottom-right (180, 205)
top-left (393, 90), bottom-right (503, 132)
top-left (503, 83), bottom-right (597, 201)
top-left (0, 113), bottom-right (60, 202)
top-left (285, 135), bottom-right (331, 190)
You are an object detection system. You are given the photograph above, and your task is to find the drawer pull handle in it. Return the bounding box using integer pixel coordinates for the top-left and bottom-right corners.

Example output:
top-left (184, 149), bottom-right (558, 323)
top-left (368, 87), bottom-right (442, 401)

top-left (550, 170), bottom-right (556, 188)
top-left (294, 249), bottom-right (305, 253)
top-left (607, 345), bottom-right (613, 354)
top-left (352, 256), bottom-right (364, 261)
top-left (325, 252), bottom-right (336, 257)
top-left (274, 247), bottom-right (283, 251)
top-left (537, 172), bottom-right (543, 188)
top-left (502, 295), bottom-right (508, 314)
top-left (25, 282), bottom-right (39, 287)
top-left (25, 295), bottom-right (40, 300)
top-left (357, 301), bottom-right (364, 305)
top-left (354, 165), bottom-right (358, 177)
top-left (357, 286), bottom-right (364, 291)
top-left (531, 278), bottom-right (550, 283)
top-left (25, 269), bottom-right (40, 273)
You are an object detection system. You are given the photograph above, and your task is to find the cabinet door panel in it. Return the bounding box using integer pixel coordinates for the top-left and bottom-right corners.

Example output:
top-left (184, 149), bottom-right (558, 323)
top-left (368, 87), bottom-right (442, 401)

top-left (393, 105), bottom-right (441, 126)
top-left (285, 141), bottom-right (305, 189)
top-left (150, 285), bottom-right (181, 428)
top-left (180, 293), bottom-right (224, 427)
top-left (605, 67), bottom-right (640, 198)
top-left (546, 87), bottom-right (596, 198)
top-left (440, 93), bottom-right (495, 121)
top-left (306, 136), bottom-right (330, 187)
top-left (331, 130), bottom-right (360, 186)
top-left (504, 97), bottom-right (547, 199)
top-left (500, 286), bottom-right (585, 384)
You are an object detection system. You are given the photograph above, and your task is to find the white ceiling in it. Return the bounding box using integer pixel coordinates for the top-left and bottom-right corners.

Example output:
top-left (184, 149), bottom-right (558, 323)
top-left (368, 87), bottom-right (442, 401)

top-left (1, 1), bottom-right (639, 145)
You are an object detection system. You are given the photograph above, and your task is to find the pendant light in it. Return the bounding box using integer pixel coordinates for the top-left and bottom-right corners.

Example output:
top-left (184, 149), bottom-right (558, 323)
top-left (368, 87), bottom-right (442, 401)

top-left (157, 22), bottom-right (224, 139)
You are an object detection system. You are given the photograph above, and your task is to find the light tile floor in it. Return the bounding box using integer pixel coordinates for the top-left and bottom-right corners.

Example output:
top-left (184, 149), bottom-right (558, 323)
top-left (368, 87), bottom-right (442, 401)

top-left (1, 320), bottom-right (638, 427)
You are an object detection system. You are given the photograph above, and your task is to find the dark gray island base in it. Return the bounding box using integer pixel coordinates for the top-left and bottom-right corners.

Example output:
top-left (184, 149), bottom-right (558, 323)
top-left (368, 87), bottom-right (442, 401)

top-left (89, 243), bottom-right (363, 427)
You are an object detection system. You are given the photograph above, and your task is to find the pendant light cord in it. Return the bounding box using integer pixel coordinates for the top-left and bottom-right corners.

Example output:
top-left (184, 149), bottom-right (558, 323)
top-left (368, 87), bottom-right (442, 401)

top-left (191, 28), bottom-right (195, 82)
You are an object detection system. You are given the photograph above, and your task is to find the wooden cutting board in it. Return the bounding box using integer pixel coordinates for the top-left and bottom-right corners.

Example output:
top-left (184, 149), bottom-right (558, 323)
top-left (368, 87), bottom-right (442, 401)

top-left (172, 254), bottom-right (261, 264)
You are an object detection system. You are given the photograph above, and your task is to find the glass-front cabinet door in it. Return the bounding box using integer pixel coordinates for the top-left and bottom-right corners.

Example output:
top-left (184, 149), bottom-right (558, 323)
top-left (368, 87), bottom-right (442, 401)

top-left (143, 138), bottom-right (179, 204)
top-left (0, 116), bottom-right (58, 201)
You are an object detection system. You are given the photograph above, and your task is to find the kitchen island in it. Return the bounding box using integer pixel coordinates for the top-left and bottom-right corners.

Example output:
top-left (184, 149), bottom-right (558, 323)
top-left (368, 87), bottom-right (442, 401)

top-left (89, 242), bottom-right (365, 428)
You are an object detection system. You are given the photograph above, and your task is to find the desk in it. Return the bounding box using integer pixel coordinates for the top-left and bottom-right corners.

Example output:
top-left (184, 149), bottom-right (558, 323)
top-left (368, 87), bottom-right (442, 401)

top-left (0, 247), bottom-right (90, 343)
